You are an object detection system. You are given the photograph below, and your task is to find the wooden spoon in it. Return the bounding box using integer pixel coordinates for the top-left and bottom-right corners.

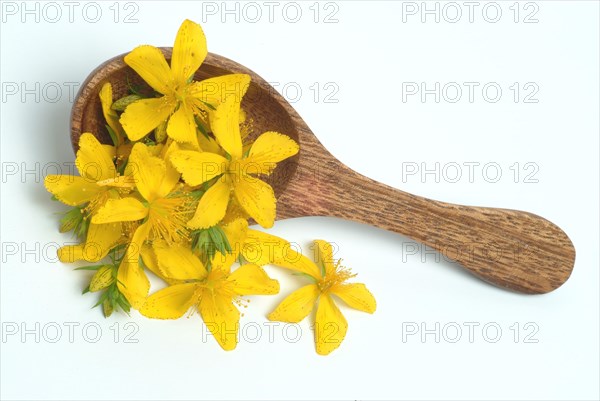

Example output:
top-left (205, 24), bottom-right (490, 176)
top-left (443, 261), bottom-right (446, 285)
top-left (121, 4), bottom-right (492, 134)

top-left (71, 48), bottom-right (576, 294)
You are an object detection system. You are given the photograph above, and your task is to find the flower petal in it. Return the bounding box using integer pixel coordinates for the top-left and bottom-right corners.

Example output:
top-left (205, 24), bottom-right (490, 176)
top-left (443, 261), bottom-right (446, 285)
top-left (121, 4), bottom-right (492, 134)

top-left (76, 133), bottom-right (117, 181)
top-left (314, 240), bottom-right (336, 277)
top-left (99, 83), bottom-right (124, 144)
top-left (233, 176), bottom-right (276, 228)
top-left (124, 45), bottom-right (174, 94)
top-left (170, 150), bottom-right (227, 187)
top-left (223, 198), bottom-right (249, 223)
top-left (117, 223), bottom-right (151, 309)
top-left (268, 284), bottom-right (319, 323)
top-left (91, 197), bottom-right (148, 224)
top-left (199, 290), bottom-right (240, 351)
top-left (241, 229), bottom-right (322, 279)
top-left (210, 251), bottom-right (238, 275)
top-left (120, 97), bottom-right (176, 141)
top-left (221, 218), bottom-right (248, 256)
top-left (57, 222), bottom-right (121, 263)
top-left (171, 19), bottom-right (207, 85)
top-left (210, 95), bottom-right (243, 159)
top-left (140, 244), bottom-right (177, 285)
top-left (153, 240), bottom-right (208, 281)
top-left (239, 229), bottom-right (290, 266)
top-left (156, 140), bottom-right (182, 197)
top-left (331, 283), bottom-right (377, 314)
top-left (129, 143), bottom-right (168, 202)
top-left (197, 133), bottom-right (223, 154)
top-left (229, 264), bottom-right (279, 295)
top-left (44, 175), bottom-right (103, 206)
top-left (242, 132), bottom-right (299, 175)
top-left (315, 294), bottom-right (348, 356)
top-left (167, 103), bottom-right (199, 146)
top-left (187, 179), bottom-right (231, 229)
top-left (188, 74), bottom-right (251, 108)
top-left (140, 283), bottom-right (199, 319)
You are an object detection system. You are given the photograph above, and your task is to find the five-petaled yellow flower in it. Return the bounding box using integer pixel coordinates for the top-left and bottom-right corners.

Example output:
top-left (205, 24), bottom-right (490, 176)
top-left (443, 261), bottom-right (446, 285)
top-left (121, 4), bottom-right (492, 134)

top-left (44, 133), bottom-right (132, 263)
top-left (140, 248), bottom-right (279, 351)
top-left (170, 95), bottom-right (299, 229)
top-left (91, 141), bottom-right (194, 307)
top-left (120, 19), bottom-right (250, 148)
top-left (268, 240), bottom-right (377, 355)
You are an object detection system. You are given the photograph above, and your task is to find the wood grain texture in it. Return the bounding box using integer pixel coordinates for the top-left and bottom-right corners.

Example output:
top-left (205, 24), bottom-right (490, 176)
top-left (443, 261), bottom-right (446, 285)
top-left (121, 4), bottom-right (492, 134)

top-left (71, 48), bottom-right (576, 294)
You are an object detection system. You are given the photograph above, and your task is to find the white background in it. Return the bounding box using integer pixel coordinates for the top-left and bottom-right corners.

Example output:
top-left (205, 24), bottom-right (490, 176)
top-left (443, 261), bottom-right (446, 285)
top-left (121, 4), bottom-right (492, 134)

top-left (1, 1), bottom-right (598, 400)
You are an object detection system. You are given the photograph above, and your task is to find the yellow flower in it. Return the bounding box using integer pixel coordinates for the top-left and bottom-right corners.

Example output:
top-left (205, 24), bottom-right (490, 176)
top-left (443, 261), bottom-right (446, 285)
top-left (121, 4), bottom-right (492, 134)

top-left (119, 19), bottom-right (250, 147)
top-left (170, 96), bottom-right (299, 229)
top-left (57, 220), bottom-right (122, 263)
top-left (140, 249), bottom-right (279, 351)
top-left (268, 240), bottom-right (376, 355)
top-left (91, 141), bottom-right (194, 308)
top-left (45, 133), bottom-right (129, 210)
top-left (45, 133), bottom-right (133, 262)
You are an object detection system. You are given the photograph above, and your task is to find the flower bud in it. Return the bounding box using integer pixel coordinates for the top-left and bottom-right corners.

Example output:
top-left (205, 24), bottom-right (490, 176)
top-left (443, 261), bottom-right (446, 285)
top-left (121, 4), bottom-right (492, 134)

top-left (89, 266), bottom-right (114, 292)
top-left (103, 299), bottom-right (114, 318)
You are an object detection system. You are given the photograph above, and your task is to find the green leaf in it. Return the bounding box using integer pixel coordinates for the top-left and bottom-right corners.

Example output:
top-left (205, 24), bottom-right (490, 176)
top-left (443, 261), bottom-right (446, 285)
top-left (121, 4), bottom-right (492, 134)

top-left (73, 211), bottom-right (91, 240)
top-left (92, 291), bottom-right (109, 308)
top-left (207, 226), bottom-right (220, 248)
top-left (75, 264), bottom-right (104, 271)
top-left (116, 296), bottom-right (131, 313)
top-left (126, 75), bottom-right (143, 96)
top-left (319, 260), bottom-right (326, 278)
top-left (199, 99), bottom-right (216, 111)
top-left (217, 227), bottom-right (232, 254)
top-left (59, 207), bottom-right (84, 233)
top-left (292, 272), bottom-right (318, 282)
top-left (58, 205), bottom-right (90, 238)
top-left (209, 225), bottom-right (232, 255)
top-left (105, 124), bottom-right (119, 147)
top-left (195, 116), bottom-right (209, 139)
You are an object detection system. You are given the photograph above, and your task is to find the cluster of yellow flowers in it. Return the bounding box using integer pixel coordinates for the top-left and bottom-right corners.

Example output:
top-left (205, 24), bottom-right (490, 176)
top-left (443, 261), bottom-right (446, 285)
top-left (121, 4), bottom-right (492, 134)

top-left (45, 20), bottom-right (375, 355)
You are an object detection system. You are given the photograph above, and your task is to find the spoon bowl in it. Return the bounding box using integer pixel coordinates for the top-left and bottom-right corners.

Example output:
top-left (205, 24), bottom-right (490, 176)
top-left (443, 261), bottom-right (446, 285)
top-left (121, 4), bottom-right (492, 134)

top-left (71, 48), bottom-right (299, 200)
top-left (72, 48), bottom-right (576, 294)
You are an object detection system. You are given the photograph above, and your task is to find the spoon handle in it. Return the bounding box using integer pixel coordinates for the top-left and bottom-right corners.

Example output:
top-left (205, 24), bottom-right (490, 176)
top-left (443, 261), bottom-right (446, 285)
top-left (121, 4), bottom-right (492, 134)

top-left (278, 159), bottom-right (575, 294)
